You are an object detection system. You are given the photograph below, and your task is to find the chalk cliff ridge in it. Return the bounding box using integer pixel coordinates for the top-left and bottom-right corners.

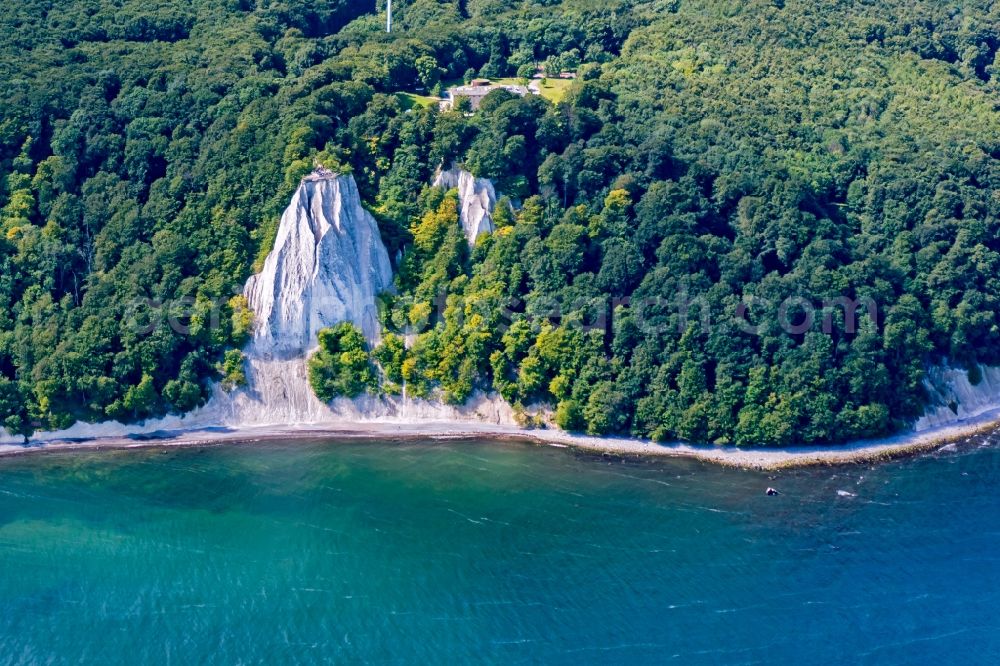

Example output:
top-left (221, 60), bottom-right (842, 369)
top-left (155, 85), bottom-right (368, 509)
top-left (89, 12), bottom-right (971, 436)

top-left (246, 169), bottom-right (392, 354)
top-left (218, 169), bottom-right (393, 425)
top-left (433, 167), bottom-right (497, 245)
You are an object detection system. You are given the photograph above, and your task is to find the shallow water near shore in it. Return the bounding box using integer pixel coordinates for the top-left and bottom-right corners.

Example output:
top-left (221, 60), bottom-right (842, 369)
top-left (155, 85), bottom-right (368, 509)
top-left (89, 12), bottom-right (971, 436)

top-left (1, 437), bottom-right (998, 663)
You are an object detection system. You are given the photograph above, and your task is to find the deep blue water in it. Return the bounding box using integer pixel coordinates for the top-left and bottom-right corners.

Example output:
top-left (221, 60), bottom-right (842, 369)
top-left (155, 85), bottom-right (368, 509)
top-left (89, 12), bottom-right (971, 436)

top-left (0, 437), bottom-right (998, 663)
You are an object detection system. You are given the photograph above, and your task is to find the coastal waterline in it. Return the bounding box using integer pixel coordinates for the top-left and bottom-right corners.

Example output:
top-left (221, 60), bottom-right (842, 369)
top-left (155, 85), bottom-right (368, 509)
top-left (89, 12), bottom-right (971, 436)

top-left (0, 439), bottom-right (998, 663)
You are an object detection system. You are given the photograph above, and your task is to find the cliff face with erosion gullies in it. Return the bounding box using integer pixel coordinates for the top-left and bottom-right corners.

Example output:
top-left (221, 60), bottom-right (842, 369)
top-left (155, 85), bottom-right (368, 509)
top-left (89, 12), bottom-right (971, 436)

top-left (914, 365), bottom-right (1000, 431)
top-left (246, 169), bottom-right (392, 354)
top-left (192, 167), bottom-right (514, 426)
top-left (218, 169), bottom-right (394, 425)
top-left (433, 167), bottom-right (497, 245)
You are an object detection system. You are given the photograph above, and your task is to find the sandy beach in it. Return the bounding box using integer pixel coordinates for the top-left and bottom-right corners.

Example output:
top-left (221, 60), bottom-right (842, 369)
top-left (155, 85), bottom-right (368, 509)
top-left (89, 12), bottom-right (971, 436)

top-left (1, 406), bottom-right (998, 470)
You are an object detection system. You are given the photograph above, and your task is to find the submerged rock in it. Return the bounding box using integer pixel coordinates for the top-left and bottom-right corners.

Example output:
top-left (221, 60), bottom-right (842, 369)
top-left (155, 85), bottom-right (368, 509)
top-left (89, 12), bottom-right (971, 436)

top-left (433, 167), bottom-right (497, 245)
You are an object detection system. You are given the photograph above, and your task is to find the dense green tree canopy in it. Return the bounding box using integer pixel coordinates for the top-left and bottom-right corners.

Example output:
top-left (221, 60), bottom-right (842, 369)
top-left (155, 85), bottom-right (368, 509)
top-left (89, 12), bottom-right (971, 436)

top-left (2, 0), bottom-right (998, 445)
top-left (308, 323), bottom-right (377, 401)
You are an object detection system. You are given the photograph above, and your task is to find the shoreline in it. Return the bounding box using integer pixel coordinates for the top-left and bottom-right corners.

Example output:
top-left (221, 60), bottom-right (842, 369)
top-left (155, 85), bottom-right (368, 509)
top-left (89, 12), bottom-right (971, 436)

top-left (1, 407), bottom-right (998, 470)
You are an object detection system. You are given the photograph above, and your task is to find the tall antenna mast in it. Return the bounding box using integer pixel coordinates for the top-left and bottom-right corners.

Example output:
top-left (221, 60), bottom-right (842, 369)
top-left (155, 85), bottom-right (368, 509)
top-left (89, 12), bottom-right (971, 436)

top-left (387, 0), bottom-right (392, 33)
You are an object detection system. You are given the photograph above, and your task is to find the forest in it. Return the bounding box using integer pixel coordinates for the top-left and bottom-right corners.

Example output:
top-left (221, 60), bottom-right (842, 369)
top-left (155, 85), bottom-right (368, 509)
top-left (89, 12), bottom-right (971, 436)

top-left (2, 0), bottom-right (999, 445)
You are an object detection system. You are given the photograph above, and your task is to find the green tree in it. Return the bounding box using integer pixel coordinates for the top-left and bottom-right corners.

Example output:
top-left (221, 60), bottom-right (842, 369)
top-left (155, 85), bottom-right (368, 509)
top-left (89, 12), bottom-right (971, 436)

top-left (308, 323), bottom-right (377, 401)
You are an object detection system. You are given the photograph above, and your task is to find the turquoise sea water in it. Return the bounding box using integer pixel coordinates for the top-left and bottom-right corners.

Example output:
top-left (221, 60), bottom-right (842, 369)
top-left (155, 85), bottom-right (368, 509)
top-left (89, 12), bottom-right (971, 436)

top-left (1, 437), bottom-right (998, 664)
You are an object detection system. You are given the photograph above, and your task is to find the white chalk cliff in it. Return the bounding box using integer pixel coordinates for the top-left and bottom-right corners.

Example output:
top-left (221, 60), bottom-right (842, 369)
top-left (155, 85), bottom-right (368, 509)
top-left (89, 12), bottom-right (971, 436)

top-left (914, 365), bottom-right (1000, 431)
top-left (247, 169), bottom-right (392, 352)
top-left (217, 169), bottom-right (393, 425)
top-left (433, 167), bottom-right (497, 245)
top-left (222, 168), bottom-right (510, 427)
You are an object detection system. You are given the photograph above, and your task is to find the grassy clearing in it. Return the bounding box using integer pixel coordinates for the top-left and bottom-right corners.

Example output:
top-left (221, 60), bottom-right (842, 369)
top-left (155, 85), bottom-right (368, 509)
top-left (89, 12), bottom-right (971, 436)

top-left (533, 77), bottom-right (573, 103)
top-left (397, 92), bottom-right (441, 110)
top-left (493, 77), bottom-right (574, 104)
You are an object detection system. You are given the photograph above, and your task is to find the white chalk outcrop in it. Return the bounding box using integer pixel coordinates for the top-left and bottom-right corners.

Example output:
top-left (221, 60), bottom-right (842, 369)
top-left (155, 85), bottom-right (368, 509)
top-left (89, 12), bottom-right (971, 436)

top-left (914, 365), bottom-right (1000, 431)
top-left (247, 169), bottom-right (393, 352)
top-left (433, 167), bottom-right (497, 245)
top-left (217, 169), bottom-right (393, 425)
